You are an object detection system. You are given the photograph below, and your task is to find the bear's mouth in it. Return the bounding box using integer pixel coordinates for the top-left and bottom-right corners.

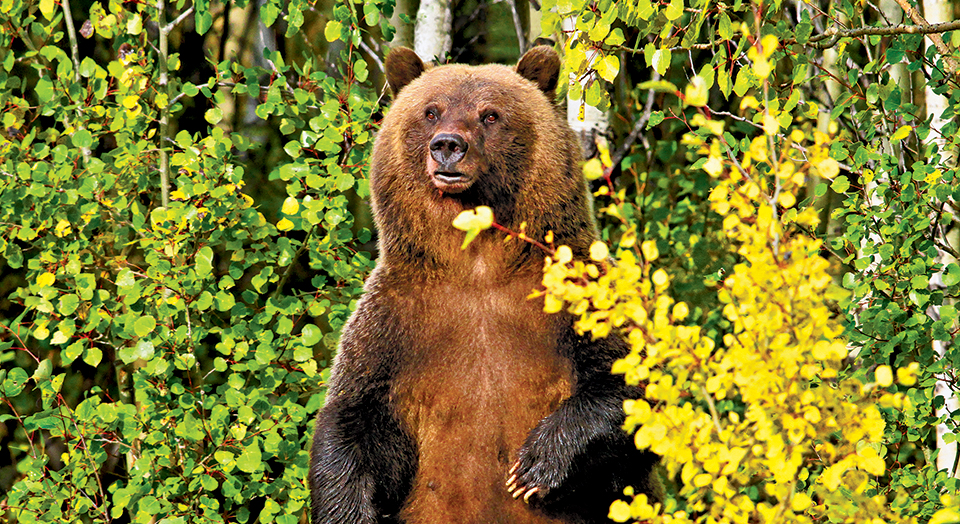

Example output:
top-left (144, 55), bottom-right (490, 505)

top-left (432, 171), bottom-right (472, 193)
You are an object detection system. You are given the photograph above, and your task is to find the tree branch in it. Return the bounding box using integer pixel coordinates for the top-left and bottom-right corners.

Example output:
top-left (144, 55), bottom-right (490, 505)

top-left (890, 0), bottom-right (960, 74)
top-left (505, 0), bottom-right (527, 54)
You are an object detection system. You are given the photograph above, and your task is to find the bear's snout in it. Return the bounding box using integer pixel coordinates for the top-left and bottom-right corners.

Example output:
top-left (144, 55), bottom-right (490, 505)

top-left (429, 133), bottom-right (468, 169)
top-left (428, 132), bottom-right (475, 193)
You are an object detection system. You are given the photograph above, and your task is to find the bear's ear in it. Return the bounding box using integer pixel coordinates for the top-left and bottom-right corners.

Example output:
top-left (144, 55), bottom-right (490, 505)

top-left (385, 47), bottom-right (425, 95)
top-left (516, 46), bottom-right (561, 96)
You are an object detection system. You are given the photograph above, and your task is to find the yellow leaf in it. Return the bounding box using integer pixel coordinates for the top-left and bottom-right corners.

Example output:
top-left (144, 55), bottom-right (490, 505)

top-left (607, 500), bottom-right (631, 523)
top-left (897, 362), bottom-right (919, 386)
top-left (276, 218), bottom-right (294, 231)
top-left (589, 241), bottom-right (609, 262)
top-left (762, 113), bottom-right (779, 135)
top-left (791, 492), bottom-right (812, 512)
top-left (595, 54), bottom-right (620, 83)
top-left (816, 157), bottom-right (839, 179)
top-left (930, 507), bottom-right (960, 524)
top-left (37, 272), bottom-right (56, 287)
top-left (664, 0), bottom-right (684, 20)
top-left (452, 206), bottom-right (494, 231)
top-left (702, 155), bottom-right (724, 177)
top-left (281, 196), bottom-right (299, 215)
top-left (672, 302), bottom-right (689, 321)
top-left (544, 294), bottom-right (564, 314)
top-left (875, 365), bottom-right (893, 387)
top-left (54, 219), bottom-right (71, 237)
top-left (641, 240), bottom-right (659, 261)
top-left (583, 157), bottom-right (604, 181)
top-left (684, 76), bottom-right (708, 107)
top-left (891, 125), bottom-right (912, 142)
top-left (39, 0), bottom-right (54, 20)
top-left (652, 269), bottom-right (669, 289)
top-left (693, 473), bottom-right (712, 488)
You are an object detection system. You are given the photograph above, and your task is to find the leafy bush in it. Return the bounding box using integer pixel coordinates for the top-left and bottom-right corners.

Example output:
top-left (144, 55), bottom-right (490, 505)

top-left (0, 0), bottom-right (386, 521)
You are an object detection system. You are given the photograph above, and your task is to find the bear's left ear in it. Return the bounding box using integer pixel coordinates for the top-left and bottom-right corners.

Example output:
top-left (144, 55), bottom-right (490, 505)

top-left (516, 46), bottom-right (561, 96)
top-left (385, 47), bottom-right (425, 95)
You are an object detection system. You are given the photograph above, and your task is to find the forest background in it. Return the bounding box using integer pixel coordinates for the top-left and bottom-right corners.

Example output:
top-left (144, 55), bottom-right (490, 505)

top-left (1, 0), bottom-right (960, 522)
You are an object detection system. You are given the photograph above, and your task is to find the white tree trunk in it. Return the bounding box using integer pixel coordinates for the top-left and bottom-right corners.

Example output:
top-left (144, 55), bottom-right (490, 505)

top-left (388, 0), bottom-right (414, 48)
top-left (413, 0), bottom-right (452, 63)
top-left (922, 0), bottom-right (959, 478)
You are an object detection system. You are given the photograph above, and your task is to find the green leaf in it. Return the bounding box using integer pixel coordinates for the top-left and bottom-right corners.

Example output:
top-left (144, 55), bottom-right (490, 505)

top-left (940, 304), bottom-right (958, 325)
top-left (204, 107), bottom-right (223, 125)
top-left (196, 246), bottom-right (214, 278)
top-left (302, 324), bottom-right (321, 346)
top-left (637, 80), bottom-right (677, 93)
top-left (324, 21), bottom-right (343, 42)
top-left (58, 294), bottom-right (80, 316)
top-left (647, 111), bottom-right (665, 128)
top-left (84, 346), bottom-right (103, 367)
top-left (830, 176), bottom-right (849, 193)
top-left (72, 129), bottom-right (92, 149)
top-left (33, 359), bottom-right (52, 382)
top-left (910, 275), bottom-right (929, 290)
top-left (237, 441), bottom-right (262, 473)
top-left (196, 11), bottom-right (213, 34)
top-left (134, 315), bottom-right (157, 337)
top-left (943, 263), bottom-right (960, 286)
top-left (665, 0), bottom-right (684, 20)
top-left (2, 368), bottom-right (28, 396)
top-left (119, 340), bottom-right (155, 364)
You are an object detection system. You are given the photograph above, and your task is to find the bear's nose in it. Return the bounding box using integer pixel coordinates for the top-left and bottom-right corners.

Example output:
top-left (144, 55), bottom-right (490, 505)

top-left (429, 133), bottom-right (468, 168)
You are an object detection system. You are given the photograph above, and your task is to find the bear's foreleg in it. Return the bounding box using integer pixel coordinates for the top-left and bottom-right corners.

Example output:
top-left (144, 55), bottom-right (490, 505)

top-left (310, 297), bottom-right (417, 524)
top-left (310, 390), bottom-right (415, 524)
top-left (505, 330), bottom-right (645, 505)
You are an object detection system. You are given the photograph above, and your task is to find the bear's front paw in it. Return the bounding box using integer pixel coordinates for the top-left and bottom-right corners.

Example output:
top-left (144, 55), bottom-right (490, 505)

top-left (504, 440), bottom-right (571, 504)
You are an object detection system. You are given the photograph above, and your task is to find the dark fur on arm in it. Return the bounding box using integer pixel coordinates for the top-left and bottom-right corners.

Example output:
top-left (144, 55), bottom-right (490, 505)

top-left (507, 321), bottom-right (657, 515)
top-left (310, 296), bottom-right (417, 524)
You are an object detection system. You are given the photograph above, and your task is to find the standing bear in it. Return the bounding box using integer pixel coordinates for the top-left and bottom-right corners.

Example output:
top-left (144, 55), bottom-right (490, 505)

top-left (309, 46), bottom-right (658, 524)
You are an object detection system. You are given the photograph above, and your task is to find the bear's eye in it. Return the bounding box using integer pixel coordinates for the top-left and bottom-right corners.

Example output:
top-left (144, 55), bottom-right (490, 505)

top-left (425, 109), bottom-right (439, 122)
top-left (483, 112), bottom-right (499, 125)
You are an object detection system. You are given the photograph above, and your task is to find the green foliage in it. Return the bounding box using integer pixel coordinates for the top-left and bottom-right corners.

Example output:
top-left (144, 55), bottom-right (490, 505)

top-left (0, 0), bottom-right (389, 521)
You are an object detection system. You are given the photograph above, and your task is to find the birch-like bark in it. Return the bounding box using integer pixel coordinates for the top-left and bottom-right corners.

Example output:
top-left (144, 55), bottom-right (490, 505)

top-left (413, 0), bottom-right (452, 62)
top-left (922, 0), bottom-right (960, 478)
top-left (388, 0), bottom-right (414, 48)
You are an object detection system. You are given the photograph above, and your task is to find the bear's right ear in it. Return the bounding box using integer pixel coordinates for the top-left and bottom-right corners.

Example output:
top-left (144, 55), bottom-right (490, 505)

top-left (516, 46), bottom-right (561, 96)
top-left (385, 47), bottom-right (425, 95)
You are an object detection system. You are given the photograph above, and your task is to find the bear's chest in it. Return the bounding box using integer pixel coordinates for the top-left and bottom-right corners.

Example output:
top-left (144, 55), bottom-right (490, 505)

top-left (390, 278), bottom-right (572, 523)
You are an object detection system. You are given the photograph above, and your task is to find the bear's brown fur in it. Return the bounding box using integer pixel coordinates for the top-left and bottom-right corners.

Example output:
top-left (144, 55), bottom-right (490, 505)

top-left (310, 46), bottom-right (657, 524)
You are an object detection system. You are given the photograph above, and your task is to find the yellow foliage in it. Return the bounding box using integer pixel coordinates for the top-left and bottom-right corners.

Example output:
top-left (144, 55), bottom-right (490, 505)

top-left (539, 113), bottom-right (914, 523)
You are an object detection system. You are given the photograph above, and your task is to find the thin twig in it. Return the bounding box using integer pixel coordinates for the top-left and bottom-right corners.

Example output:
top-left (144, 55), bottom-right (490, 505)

top-left (163, 5), bottom-right (195, 34)
top-left (60, 0), bottom-right (91, 166)
top-left (610, 72), bottom-right (659, 170)
top-left (505, 0), bottom-right (527, 54)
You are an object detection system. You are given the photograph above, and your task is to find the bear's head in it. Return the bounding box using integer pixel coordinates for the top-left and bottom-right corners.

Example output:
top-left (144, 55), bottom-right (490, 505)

top-left (370, 46), bottom-right (594, 269)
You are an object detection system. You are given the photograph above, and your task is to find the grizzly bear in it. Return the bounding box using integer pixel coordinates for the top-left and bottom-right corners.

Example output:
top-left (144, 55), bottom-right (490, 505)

top-left (309, 46), bottom-right (658, 524)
